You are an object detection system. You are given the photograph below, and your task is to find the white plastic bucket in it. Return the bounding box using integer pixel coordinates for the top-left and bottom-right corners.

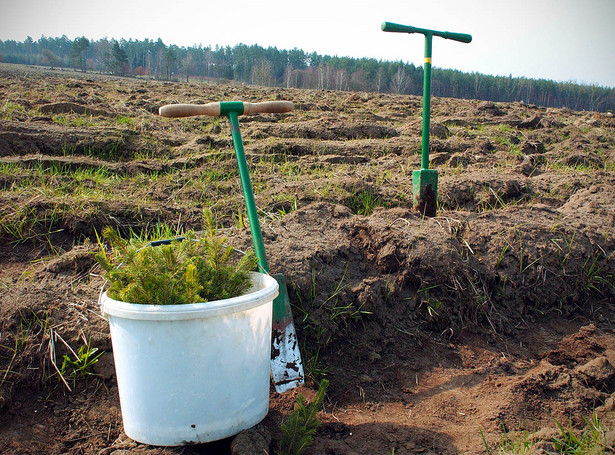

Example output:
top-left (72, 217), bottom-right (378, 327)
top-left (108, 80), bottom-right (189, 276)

top-left (100, 272), bottom-right (278, 446)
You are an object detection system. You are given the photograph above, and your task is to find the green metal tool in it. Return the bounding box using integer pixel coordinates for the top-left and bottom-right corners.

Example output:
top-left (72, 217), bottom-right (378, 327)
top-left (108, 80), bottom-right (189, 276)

top-left (382, 22), bottom-right (471, 216)
top-left (159, 100), bottom-right (304, 393)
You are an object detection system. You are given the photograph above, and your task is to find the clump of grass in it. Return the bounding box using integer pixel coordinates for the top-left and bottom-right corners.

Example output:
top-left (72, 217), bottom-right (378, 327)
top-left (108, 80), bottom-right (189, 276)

top-left (96, 209), bottom-right (258, 305)
top-left (278, 379), bottom-right (329, 455)
top-left (482, 412), bottom-right (610, 455)
top-left (417, 284), bottom-right (443, 321)
top-left (0, 100), bottom-right (28, 120)
top-left (0, 203), bottom-right (64, 244)
top-left (349, 189), bottom-right (381, 216)
top-left (484, 427), bottom-right (536, 455)
top-left (301, 345), bottom-right (329, 383)
top-left (292, 265), bottom-right (371, 346)
top-left (115, 115), bottom-right (134, 127)
top-left (553, 413), bottom-right (608, 454)
top-left (60, 339), bottom-right (104, 378)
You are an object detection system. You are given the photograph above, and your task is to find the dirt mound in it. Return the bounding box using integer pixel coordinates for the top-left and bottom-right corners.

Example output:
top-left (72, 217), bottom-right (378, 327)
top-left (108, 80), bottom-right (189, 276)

top-left (233, 200), bottom-right (612, 350)
top-left (0, 120), bottom-right (143, 159)
top-left (38, 102), bottom-right (110, 117)
top-left (498, 324), bottom-right (615, 428)
top-left (250, 119), bottom-right (400, 140)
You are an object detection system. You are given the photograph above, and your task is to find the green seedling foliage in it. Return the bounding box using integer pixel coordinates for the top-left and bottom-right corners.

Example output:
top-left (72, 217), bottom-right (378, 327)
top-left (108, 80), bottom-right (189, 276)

top-left (483, 413), bottom-right (609, 455)
top-left (60, 340), bottom-right (104, 378)
top-left (12, 310), bottom-right (47, 354)
top-left (2, 310), bottom-right (49, 387)
top-left (302, 346), bottom-right (329, 383)
top-left (1, 100), bottom-right (28, 120)
top-left (496, 243), bottom-right (510, 268)
top-left (115, 115), bottom-right (134, 127)
top-left (321, 263), bottom-right (371, 322)
top-left (290, 270), bottom-right (317, 325)
top-left (581, 248), bottom-right (614, 294)
top-left (497, 427), bottom-right (536, 455)
top-left (234, 209), bottom-right (249, 230)
top-left (349, 190), bottom-right (381, 216)
top-left (552, 413), bottom-right (607, 454)
top-left (96, 209), bottom-right (258, 305)
top-left (279, 379), bottom-right (329, 455)
top-left (417, 284), bottom-right (443, 321)
top-left (480, 428), bottom-right (491, 455)
top-left (481, 426), bottom-right (536, 455)
top-left (0, 203), bottom-right (64, 244)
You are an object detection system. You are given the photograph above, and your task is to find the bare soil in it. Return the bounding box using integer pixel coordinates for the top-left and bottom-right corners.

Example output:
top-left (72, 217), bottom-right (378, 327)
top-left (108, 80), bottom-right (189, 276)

top-left (1, 63), bottom-right (614, 454)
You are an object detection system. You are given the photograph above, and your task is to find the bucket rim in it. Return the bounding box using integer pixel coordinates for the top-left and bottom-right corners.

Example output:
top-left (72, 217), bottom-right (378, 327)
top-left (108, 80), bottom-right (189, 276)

top-left (100, 271), bottom-right (278, 321)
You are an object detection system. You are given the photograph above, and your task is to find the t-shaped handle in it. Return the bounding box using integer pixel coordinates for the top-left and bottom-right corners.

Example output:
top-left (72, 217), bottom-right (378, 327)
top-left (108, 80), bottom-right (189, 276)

top-left (381, 22), bottom-right (472, 43)
top-left (159, 101), bottom-right (294, 118)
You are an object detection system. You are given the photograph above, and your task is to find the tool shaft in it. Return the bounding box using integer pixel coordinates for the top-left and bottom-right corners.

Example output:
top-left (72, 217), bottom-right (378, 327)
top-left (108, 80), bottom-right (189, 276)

top-left (227, 112), bottom-right (270, 273)
top-left (421, 34), bottom-right (432, 170)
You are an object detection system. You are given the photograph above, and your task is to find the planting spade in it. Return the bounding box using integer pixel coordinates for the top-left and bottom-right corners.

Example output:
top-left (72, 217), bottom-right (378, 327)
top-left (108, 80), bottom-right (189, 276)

top-left (159, 101), bottom-right (304, 392)
top-left (382, 22), bottom-right (471, 216)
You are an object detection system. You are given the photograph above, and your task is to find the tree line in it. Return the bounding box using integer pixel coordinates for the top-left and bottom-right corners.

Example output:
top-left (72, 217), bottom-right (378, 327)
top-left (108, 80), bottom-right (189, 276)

top-left (1, 35), bottom-right (613, 112)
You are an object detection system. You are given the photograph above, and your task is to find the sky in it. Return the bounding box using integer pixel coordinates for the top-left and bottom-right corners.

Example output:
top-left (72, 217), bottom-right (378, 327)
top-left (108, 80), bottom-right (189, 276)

top-left (1, 0), bottom-right (614, 88)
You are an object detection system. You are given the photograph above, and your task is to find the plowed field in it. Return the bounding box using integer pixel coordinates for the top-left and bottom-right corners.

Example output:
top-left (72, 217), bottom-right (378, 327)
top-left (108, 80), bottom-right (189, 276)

top-left (1, 63), bottom-right (614, 454)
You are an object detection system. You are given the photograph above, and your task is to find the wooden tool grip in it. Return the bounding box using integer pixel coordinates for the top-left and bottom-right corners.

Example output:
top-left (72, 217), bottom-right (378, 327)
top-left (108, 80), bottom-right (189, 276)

top-left (243, 101), bottom-right (294, 114)
top-left (158, 103), bottom-right (221, 118)
top-left (159, 101), bottom-right (294, 118)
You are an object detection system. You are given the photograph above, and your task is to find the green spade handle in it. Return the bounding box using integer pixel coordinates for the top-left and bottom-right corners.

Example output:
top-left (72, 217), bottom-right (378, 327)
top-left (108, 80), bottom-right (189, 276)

top-left (381, 22), bottom-right (472, 43)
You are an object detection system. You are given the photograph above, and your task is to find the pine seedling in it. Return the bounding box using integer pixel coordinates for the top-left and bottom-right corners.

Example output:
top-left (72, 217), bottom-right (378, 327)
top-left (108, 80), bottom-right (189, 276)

top-left (279, 379), bottom-right (329, 455)
top-left (96, 209), bottom-right (258, 305)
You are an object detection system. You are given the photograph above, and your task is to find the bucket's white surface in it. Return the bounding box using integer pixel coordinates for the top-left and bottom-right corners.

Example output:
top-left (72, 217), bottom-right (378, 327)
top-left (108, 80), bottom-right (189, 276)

top-left (100, 272), bottom-right (278, 446)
